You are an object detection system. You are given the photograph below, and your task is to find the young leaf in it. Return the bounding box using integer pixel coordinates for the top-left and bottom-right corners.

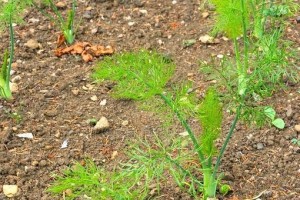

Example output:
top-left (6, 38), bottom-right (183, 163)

top-left (263, 106), bottom-right (276, 120)
top-left (198, 88), bottom-right (222, 156)
top-left (272, 118), bottom-right (285, 129)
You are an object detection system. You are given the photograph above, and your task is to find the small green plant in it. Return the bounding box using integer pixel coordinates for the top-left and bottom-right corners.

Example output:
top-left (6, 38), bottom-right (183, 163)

top-left (291, 138), bottom-right (300, 146)
top-left (49, 137), bottom-right (176, 200)
top-left (48, 160), bottom-right (101, 199)
top-left (0, 0), bottom-right (32, 99)
top-left (201, 0), bottom-right (298, 126)
top-left (91, 50), bottom-right (241, 199)
top-left (263, 106), bottom-right (285, 129)
top-left (33, 0), bottom-right (76, 44)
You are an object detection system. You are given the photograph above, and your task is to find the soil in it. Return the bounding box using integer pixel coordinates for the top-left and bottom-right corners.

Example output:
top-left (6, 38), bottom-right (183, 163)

top-left (0, 0), bottom-right (300, 199)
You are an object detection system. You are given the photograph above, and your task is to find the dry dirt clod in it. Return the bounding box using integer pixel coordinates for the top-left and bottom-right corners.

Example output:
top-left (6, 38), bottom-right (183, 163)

top-left (3, 185), bottom-right (18, 197)
top-left (24, 39), bottom-right (41, 50)
top-left (100, 99), bottom-right (107, 106)
top-left (90, 95), bottom-right (98, 101)
top-left (111, 151), bottom-right (118, 159)
top-left (256, 143), bottom-right (264, 150)
top-left (93, 117), bottom-right (110, 133)
top-left (71, 89), bottom-right (79, 96)
top-left (44, 109), bottom-right (59, 117)
top-left (199, 34), bottom-right (218, 44)
top-left (286, 105), bottom-right (293, 118)
top-left (201, 12), bottom-right (209, 19)
top-left (55, 2), bottom-right (67, 9)
top-left (10, 82), bottom-right (18, 93)
top-left (122, 120), bottom-right (129, 126)
top-left (11, 75), bottom-right (21, 83)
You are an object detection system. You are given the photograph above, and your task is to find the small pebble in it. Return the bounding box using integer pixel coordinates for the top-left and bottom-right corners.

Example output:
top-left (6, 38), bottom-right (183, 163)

top-left (128, 22), bottom-right (136, 26)
top-left (256, 143), bottom-right (264, 150)
top-left (90, 95), bottom-right (98, 101)
top-left (3, 185), bottom-right (18, 197)
top-left (71, 89), bottom-right (79, 96)
top-left (202, 12), bottom-right (209, 19)
top-left (122, 120), bottom-right (129, 126)
top-left (83, 11), bottom-right (92, 19)
top-left (100, 99), bottom-right (107, 106)
top-left (39, 160), bottom-right (47, 167)
top-left (294, 124), bottom-right (300, 132)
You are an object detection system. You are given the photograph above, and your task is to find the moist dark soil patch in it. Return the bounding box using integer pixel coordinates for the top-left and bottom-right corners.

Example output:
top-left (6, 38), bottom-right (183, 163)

top-left (0, 0), bottom-right (300, 199)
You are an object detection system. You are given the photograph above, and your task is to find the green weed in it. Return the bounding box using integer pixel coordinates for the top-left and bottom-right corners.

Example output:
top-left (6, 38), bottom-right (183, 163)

top-left (33, 0), bottom-right (77, 44)
top-left (48, 135), bottom-right (188, 199)
top-left (200, 0), bottom-right (299, 127)
top-left (0, 0), bottom-right (32, 99)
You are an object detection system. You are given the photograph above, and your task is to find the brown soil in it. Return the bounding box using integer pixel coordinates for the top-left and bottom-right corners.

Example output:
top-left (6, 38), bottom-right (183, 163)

top-left (0, 0), bottom-right (300, 199)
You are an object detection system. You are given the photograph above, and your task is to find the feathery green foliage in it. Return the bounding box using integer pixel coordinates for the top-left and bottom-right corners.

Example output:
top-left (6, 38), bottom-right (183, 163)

top-left (48, 136), bottom-right (178, 199)
top-left (0, 0), bottom-right (29, 99)
top-left (198, 89), bottom-right (222, 156)
top-left (92, 50), bottom-right (175, 100)
top-left (0, 0), bottom-right (32, 30)
top-left (211, 0), bottom-right (250, 38)
top-left (48, 160), bottom-right (101, 199)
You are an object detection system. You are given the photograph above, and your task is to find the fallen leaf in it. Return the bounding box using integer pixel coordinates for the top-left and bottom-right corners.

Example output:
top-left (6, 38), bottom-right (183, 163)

top-left (54, 42), bottom-right (113, 62)
top-left (57, 34), bottom-right (65, 47)
top-left (82, 50), bottom-right (93, 62)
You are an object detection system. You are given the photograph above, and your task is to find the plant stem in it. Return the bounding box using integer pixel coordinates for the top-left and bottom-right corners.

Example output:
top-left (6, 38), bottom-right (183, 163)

top-left (7, 11), bottom-right (14, 87)
top-left (159, 93), bottom-right (208, 168)
top-left (241, 0), bottom-right (249, 72)
top-left (212, 104), bottom-right (242, 178)
top-left (165, 155), bottom-right (203, 187)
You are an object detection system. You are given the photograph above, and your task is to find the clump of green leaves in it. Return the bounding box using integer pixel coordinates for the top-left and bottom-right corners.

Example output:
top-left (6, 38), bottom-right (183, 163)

top-left (0, 51), bottom-right (11, 99)
top-left (48, 137), bottom-right (177, 200)
top-left (34, 0), bottom-right (77, 44)
top-left (48, 160), bottom-right (101, 199)
top-left (0, 0), bottom-right (33, 30)
top-left (263, 106), bottom-right (285, 129)
top-left (201, 0), bottom-right (298, 126)
top-left (291, 138), bottom-right (300, 147)
top-left (0, 0), bottom-right (32, 99)
top-left (92, 50), bottom-right (175, 100)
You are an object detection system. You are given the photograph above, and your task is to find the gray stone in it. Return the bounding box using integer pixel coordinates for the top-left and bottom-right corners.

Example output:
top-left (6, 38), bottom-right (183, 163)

top-left (256, 143), bottom-right (264, 150)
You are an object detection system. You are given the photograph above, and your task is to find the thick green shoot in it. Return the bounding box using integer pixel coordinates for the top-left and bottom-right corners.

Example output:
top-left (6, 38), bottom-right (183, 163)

top-left (34, 0), bottom-right (76, 44)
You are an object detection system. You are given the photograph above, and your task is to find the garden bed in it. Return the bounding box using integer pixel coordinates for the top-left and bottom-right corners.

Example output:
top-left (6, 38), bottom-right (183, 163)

top-left (0, 0), bottom-right (300, 199)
